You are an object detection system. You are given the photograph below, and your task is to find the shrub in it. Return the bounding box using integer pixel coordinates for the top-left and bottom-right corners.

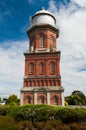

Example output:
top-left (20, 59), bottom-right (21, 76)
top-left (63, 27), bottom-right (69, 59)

top-left (14, 105), bottom-right (55, 121)
top-left (14, 105), bottom-right (86, 124)
top-left (54, 107), bottom-right (86, 123)
top-left (0, 105), bottom-right (10, 116)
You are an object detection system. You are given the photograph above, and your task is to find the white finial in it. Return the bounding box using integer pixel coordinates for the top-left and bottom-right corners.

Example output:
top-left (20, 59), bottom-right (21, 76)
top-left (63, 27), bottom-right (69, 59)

top-left (42, 7), bottom-right (45, 10)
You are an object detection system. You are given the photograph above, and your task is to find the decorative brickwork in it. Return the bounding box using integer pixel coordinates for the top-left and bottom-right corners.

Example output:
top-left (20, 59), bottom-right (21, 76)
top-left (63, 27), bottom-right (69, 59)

top-left (20, 8), bottom-right (64, 106)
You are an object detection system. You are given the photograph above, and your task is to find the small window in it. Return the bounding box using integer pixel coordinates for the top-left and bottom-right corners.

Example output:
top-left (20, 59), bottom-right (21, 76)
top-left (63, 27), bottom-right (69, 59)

top-left (27, 96), bottom-right (31, 104)
top-left (50, 62), bottom-right (55, 74)
top-left (39, 62), bottom-right (44, 74)
top-left (40, 36), bottom-right (44, 47)
top-left (29, 63), bottom-right (34, 74)
top-left (40, 96), bottom-right (44, 104)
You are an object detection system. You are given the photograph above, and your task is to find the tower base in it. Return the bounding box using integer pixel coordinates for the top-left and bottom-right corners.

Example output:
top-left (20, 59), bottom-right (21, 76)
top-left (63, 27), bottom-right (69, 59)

top-left (20, 86), bottom-right (64, 106)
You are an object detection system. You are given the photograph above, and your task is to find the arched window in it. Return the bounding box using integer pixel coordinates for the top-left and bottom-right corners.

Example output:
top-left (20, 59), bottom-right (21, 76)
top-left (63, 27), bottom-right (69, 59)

top-left (50, 62), bottom-right (55, 74)
top-left (54, 96), bottom-right (58, 105)
top-left (29, 63), bottom-right (34, 74)
top-left (40, 96), bottom-right (45, 104)
top-left (39, 62), bottom-right (44, 74)
top-left (27, 96), bottom-right (31, 104)
top-left (40, 36), bottom-right (44, 47)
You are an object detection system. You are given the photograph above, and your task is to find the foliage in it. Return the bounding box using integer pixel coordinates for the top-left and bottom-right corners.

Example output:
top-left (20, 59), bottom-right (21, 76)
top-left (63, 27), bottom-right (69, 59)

top-left (6, 94), bottom-right (20, 105)
top-left (0, 104), bottom-right (86, 127)
top-left (72, 90), bottom-right (86, 105)
top-left (0, 115), bottom-right (86, 130)
top-left (13, 104), bottom-right (86, 124)
top-left (65, 95), bottom-right (81, 105)
top-left (65, 101), bottom-right (68, 106)
top-left (0, 105), bottom-right (10, 116)
top-left (0, 116), bottom-right (16, 130)
top-left (14, 105), bottom-right (55, 121)
top-left (65, 90), bottom-right (86, 105)
top-left (54, 107), bottom-right (86, 123)
top-left (0, 97), bottom-right (1, 102)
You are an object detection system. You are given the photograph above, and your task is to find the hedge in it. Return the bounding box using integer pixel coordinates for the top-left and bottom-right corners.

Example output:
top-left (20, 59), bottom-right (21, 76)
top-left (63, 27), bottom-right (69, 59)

top-left (13, 105), bottom-right (86, 123)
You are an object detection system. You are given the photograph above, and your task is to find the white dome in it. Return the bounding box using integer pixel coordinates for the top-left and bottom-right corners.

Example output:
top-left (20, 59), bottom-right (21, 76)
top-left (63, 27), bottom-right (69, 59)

top-left (35, 7), bottom-right (53, 16)
top-left (30, 7), bottom-right (56, 28)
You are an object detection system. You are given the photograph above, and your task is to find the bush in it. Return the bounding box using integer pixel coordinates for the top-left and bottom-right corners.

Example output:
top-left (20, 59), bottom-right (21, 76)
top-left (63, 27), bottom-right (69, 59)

top-left (1, 104), bottom-right (86, 125)
top-left (0, 105), bottom-right (10, 116)
top-left (14, 105), bottom-right (55, 121)
top-left (55, 107), bottom-right (86, 123)
top-left (14, 105), bottom-right (86, 124)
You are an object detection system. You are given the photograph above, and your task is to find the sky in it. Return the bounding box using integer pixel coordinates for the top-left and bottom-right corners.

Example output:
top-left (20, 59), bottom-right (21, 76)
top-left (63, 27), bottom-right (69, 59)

top-left (0, 0), bottom-right (86, 98)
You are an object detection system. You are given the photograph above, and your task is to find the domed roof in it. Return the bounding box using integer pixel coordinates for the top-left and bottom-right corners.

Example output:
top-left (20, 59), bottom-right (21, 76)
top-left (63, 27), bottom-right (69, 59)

top-left (34, 7), bottom-right (54, 18)
top-left (30, 7), bottom-right (56, 28)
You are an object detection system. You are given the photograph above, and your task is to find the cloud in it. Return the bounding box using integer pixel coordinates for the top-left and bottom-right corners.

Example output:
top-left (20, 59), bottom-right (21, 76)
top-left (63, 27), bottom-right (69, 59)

top-left (48, 0), bottom-right (86, 96)
top-left (0, 40), bottom-right (28, 98)
top-left (72, 0), bottom-right (86, 7)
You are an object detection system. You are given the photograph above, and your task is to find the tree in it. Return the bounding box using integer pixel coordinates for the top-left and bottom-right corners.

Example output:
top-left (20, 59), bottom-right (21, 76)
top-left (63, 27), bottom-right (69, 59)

top-left (65, 90), bottom-right (86, 105)
top-left (72, 90), bottom-right (86, 105)
top-left (0, 97), bottom-right (1, 102)
top-left (6, 95), bottom-right (20, 105)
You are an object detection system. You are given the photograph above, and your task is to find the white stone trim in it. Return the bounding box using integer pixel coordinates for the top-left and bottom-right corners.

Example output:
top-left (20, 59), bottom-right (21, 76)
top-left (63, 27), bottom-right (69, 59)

top-left (20, 92), bottom-right (23, 106)
top-left (61, 92), bottom-right (64, 106)
top-left (47, 92), bottom-right (50, 105)
top-left (34, 92), bottom-right (37, 104)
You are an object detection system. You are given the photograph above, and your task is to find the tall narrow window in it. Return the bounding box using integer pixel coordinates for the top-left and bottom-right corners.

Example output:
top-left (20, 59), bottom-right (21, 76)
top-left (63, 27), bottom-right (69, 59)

top-left (40, 96), bottom-right (44, 104)
top-left (29, 63), bottom-right (34, 74)
top-left (50, 37), bottom-right (54, 45)
top-left (50, 62), bottom-right (55, 74)
top-left (27, 96), bottom-right (31, 104)
top-left (54, 96), bottom-right (58, 105)
top-left (50, 37), bottom-right (54, 51)
top-left (40, 62), bottom-right (44, 74)
top-left (40, 36), bottom-right (44, 47)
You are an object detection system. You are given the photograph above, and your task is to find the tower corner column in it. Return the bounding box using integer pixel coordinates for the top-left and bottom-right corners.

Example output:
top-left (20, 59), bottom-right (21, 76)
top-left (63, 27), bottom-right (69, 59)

top-left (61, 92), bottom-right (64, 106)
top-left (20, 92), bottom-right (23, 106)
top-left (34, 92), bottom-right (37, 104)
top-left (47, 92), bottom-right (50, 105)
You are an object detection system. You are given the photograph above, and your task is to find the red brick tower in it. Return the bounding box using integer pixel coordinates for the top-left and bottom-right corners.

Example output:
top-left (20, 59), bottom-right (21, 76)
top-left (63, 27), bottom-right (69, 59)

top-left (20, 8), bottom-right (64, 106)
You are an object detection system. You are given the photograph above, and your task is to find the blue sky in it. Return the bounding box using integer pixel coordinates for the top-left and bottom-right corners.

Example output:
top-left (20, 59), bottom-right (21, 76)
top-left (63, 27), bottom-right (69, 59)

top-left (0, 0), bottom-right (70, 42)
top-left (0, 0), bottom-right (86, 98)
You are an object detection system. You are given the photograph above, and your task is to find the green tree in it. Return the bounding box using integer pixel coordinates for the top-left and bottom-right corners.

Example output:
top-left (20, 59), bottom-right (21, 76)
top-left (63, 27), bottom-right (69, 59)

top-left (65, 95), bottom-right (81, 105)
top-left (65, 90), bottom-right (86, 105)
top-left (6, 95), bottom-right (20, 105)
top-left (0, 97), bottom-right (1, 102)
top-left (72, 90), bottom-right (86, 105)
